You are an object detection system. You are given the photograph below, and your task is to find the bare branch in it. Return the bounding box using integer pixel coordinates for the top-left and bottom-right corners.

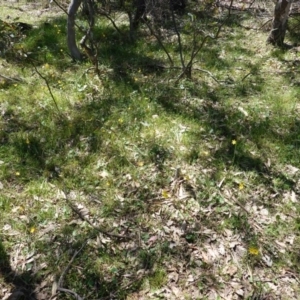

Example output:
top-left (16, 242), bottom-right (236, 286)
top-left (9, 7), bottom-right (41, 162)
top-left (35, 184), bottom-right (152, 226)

top-left (170, 3), bottom-right (185, 70)
top-left (99, 8), bottom-right (122, 35)
top-left (143, 19), bottom-right (174, 66)
top-left (31, 63), bottom-right (61, 114)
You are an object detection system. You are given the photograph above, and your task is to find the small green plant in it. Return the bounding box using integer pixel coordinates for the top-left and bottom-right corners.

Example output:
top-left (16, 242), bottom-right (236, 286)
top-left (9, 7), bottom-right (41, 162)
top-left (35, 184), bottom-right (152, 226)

top-left (148, 269), bottom-right (167, 289)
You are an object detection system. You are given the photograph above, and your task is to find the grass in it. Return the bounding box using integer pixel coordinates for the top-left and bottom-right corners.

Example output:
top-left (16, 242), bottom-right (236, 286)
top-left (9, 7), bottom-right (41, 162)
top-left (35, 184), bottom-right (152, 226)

top-left (1, 1), bottom-right (300, 299)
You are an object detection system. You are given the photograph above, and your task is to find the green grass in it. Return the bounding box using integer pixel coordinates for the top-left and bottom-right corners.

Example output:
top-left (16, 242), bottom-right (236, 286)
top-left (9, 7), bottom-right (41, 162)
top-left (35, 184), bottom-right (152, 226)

top-left (1, 1), bottom-right (300, 299)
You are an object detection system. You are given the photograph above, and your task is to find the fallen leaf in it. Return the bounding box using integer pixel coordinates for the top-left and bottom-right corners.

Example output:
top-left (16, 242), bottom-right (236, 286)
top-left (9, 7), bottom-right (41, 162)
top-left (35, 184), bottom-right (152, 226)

top-left (238, 106), bottom-right (249, 117)
top-left (285, 164), bottom-right (299, 175)
top-left (99, 170), bottom-right (109, 178)
top-left (168, 272), bottom-right (179, 283)
top-left (262, 254), bottom-right (273, 267)
top-left (224, 265), bottom-right (238, 276)
top-left (3, 224), bottom-right (11, 231)
top-left (147, 235), bottom-right (158, 245)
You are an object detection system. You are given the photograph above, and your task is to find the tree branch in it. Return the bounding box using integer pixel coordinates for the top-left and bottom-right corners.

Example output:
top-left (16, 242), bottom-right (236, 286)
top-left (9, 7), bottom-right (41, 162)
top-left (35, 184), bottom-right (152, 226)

top-left (31, 63), bottom-right (61, 114)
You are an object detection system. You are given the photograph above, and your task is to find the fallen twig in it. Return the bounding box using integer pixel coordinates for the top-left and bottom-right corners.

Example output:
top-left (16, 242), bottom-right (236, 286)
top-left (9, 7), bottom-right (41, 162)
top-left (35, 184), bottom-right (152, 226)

top-left (241, 72), bottom-right (252, 81)
top-left (50, 241), bottom-right (87, 300)
top-left (57, 242), bottom-right (87, 289)
top-left (0, 74), bottom-right (23, 82)
top-left (50, 287), bottom-right (84, 300)
top-left (65, 196), bottom-right (131, 240)
top-left (193, 68), bottom-right (221, 84)
top-left (57, 287), bottom-right (84, 300)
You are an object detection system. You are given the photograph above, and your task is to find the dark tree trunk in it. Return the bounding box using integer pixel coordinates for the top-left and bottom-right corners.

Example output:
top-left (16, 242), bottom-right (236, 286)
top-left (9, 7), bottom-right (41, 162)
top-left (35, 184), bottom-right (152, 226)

top-left (267, 0), bottom-right (292, 46)
top-left (132, 0), bottom-right (146, 30)
top-left (67, 0), bottom-right (82, 60)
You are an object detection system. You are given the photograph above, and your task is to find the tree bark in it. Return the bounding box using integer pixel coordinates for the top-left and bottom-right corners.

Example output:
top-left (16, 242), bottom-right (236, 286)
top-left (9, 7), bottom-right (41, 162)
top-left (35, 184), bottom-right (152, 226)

top-left (68, 0), bottom-right (82, 60)
top-left (267, 0), bottom-right (292, 46)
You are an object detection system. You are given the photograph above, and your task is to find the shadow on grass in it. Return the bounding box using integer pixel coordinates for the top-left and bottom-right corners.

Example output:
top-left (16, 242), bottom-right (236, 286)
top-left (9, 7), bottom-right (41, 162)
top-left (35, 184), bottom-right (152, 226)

top-left (0, 239), bottom-right (38, 300)
top-left (1, 92), bottom-right (131, 182)
top-left (154, 79), bottom-right (299, 192)
top-left (2, 3), bottom-right (256, 75)
top-left (288, 15), bottom-right (300, 45)
top-left (3, 14), bottom-right (167, 78)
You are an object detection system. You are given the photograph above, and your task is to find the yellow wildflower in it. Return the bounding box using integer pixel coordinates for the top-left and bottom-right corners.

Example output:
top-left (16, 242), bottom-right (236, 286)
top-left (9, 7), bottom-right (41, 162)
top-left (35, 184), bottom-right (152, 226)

top-left (248, 246), bottom-right (259, 256)
top-left (161, 190), bottom-right (170, 199)
top-left (232, 139), bottom-right (237, 145)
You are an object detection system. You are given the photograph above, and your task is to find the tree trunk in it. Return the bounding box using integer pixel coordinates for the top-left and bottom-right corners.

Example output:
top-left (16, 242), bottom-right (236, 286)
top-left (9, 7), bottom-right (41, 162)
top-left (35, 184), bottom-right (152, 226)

top-left (267, 0), bottom-right (292, 46)
top-left (68, 0), bottom-right (82, 60)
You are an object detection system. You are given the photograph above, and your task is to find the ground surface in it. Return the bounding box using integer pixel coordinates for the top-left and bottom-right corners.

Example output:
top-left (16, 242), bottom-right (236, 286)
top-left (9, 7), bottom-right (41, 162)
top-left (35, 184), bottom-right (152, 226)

top-left (1, 1), bottom-right (300, 299)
